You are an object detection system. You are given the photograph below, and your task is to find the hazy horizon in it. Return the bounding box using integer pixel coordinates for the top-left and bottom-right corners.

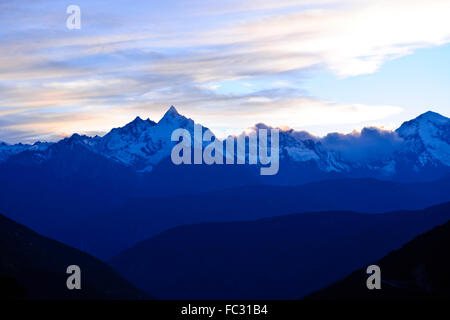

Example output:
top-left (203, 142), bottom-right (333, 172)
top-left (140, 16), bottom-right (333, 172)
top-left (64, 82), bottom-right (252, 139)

top-left (1, 106), bottom-right (447, 145)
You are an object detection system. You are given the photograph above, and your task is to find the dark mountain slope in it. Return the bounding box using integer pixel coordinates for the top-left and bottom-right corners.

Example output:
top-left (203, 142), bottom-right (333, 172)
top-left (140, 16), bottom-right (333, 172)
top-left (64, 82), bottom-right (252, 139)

top-left (2, 173), bottom-right (450, 261)
top-left (110, 202), bottom-right (450, 300)
top-left (0, 212), bottom-right (149, 300)
top-left (98, 176), bottom-right (450, 259)
top-left (306, 216), bottom-right (450, 299)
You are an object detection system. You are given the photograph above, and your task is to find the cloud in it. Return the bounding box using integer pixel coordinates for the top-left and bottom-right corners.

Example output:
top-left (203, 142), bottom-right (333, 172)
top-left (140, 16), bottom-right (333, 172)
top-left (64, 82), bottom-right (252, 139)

top-left (202, 0), bottom-right (450, 78)
top-left (0, 0), bottom-right (448, 142)
top-left (321, 127), bottom-right (404, 163)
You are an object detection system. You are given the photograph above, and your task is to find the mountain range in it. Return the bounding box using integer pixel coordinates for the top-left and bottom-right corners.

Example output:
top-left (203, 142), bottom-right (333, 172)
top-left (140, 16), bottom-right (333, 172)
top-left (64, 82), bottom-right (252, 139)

top-left (109, 202), bottom-right (450, 299)
top-left (83, 177), bottom-right (450, 259)
top-left (3, 199), bottom-right (449, 300)
top-left (1, 107), bottom-right (450, 300)
top-left (1, 108), bottom-right (450, 260)
top-left (1, 107), bottom-right (450, 183)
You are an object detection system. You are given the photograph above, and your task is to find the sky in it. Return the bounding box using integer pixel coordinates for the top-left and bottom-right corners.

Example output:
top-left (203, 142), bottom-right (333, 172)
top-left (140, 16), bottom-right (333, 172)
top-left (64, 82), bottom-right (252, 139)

top-left (1, 0), bottom-right (450, 143)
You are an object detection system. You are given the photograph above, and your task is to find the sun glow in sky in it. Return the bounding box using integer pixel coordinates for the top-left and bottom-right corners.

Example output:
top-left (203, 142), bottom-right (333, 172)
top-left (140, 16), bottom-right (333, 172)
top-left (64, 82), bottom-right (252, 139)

top-left (1, 0), bottom-right (450, 143)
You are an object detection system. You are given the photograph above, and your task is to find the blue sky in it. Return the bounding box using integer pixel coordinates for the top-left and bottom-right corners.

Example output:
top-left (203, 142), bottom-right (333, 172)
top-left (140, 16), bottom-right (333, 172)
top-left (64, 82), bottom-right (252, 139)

top-left (1, 0), bottom-right (450, 143)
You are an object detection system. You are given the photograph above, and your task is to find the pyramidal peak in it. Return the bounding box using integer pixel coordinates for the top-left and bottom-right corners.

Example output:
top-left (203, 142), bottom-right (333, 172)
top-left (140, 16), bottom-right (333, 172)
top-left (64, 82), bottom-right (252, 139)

top-left (159, 106), bottom-right (183, 121)
top-left (166, 105), bottom-right (180, 116)
top-left (158, 106), bottom-right (192, 127)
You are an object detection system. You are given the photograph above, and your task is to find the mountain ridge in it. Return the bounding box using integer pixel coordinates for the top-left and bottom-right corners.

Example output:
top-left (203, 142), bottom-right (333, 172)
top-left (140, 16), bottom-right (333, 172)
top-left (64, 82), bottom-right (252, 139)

top-left (109, 201), bottom-right (450, 299)
top-left (1, 108), bottom-right (449, 180)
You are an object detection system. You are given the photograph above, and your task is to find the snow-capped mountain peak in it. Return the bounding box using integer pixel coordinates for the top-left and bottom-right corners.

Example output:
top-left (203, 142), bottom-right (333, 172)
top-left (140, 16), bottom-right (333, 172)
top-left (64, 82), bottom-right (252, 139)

top-left (396, 111), bottom-right (450, 166)
top-left (1, 108), bottom-right (449, 180)
top-left (397, 110), bottom-right (449, 137)
top-left (87, 106), bottom-right (198, 172)
top-left (165, 105), bottom-right (180, 116)
top-left (416, 110), bottom-right (449, 123)
top-left (157, 105), bottom-right (194, 129)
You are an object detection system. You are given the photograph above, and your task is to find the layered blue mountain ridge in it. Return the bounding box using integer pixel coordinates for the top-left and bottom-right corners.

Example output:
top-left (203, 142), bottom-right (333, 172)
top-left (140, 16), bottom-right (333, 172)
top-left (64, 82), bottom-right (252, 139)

top-left (0, 107), bottom-right (450, 259)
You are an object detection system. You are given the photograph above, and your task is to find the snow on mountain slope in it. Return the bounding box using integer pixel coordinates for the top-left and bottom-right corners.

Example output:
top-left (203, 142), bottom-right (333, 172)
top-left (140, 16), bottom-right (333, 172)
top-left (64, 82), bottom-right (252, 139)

top-left (0, 108), bottom-right (449, 180)
top-left (248, 124), bottom-right (348, 173)
top-left (0, 141), bottom-right (51, 162)
top-left (255, 110), bottom-right (450, 176)
top-left (94, 108), bottom-right (348, 174)
top-left (396, 111), bottom-right (450, 167)
top-left (91, 106), bottom-right (199, 172)
top-left (92, 117), bottom-right (158, 168)
top-left (0, 142), bottom-right (28, 162)
top-left (282, 131), bottom-right (349, 172)
top-left (1, 106), bottom-right (213, 172)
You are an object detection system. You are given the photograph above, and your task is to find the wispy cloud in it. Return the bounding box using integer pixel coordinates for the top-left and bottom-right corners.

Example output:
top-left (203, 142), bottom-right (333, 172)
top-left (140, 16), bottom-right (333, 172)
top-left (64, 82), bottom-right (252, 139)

top-left (0, 0), bottom-right (449, 142)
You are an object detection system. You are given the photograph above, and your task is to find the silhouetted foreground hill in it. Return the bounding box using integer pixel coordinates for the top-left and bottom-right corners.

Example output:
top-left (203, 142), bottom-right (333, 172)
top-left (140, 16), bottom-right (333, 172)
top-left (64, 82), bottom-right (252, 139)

top-left (110, 202), bottom-right (450, 299)
top-left (0, 213), bottom-right (149, 300)
top-left (306, 219), bottom-right (450, 300)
